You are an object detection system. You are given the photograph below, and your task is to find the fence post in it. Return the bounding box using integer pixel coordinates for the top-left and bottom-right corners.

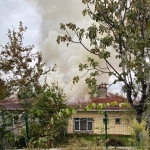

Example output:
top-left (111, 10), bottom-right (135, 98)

top-left (104, 111), bottom-right (108, 148)
top-left (0, 108), bottom-right (5, 150)
top-left (0, 127), bottom-right (4, 150)
top-left (24, 113), bottom-right (30, 147)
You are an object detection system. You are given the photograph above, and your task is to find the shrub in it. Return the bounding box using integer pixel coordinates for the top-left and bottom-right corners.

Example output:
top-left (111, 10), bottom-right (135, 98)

top-left (108, 138), bottom-right (125, 147)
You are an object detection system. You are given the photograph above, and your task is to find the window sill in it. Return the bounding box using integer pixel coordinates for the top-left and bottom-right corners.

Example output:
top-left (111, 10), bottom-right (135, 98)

top-left (73, 131), bottom-right (93, 134)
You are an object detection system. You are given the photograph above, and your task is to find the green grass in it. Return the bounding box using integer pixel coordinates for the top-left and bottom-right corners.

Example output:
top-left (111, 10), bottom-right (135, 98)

top-left (54, 133), bottom-right (132, 148)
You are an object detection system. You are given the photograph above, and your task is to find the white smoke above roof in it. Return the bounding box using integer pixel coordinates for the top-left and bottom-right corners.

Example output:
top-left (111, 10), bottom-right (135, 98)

top-left (26, 0), bottom-right (120, 102)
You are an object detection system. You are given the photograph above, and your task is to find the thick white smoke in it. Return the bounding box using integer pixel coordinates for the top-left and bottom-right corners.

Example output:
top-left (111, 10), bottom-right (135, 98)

top-left (26, 0), bottom-right (120, 102)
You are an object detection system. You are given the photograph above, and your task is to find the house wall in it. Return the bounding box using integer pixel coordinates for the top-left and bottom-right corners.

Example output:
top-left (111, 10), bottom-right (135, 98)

top-left (67, 111), bottom-right (131, 135)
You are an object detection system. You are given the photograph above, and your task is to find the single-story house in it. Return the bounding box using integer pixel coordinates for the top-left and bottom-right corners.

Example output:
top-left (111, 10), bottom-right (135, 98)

top-left (67, 83), bottom-right (132, 135)
top-left (0, 86), bottom-right (132, 135)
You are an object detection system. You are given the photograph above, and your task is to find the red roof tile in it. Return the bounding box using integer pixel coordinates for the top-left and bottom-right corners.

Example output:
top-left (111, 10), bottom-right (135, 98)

top-left (68, 93), bottom-right (127, 111)
top-left (0, 96), bottom-right (23, 110)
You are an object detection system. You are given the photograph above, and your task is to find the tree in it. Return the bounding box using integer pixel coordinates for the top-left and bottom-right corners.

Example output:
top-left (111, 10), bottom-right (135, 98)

top-left (0, 22), bottom-right (56, 104)
top-left (0, 23), bottom-right (72, 149)
top-left (57, 0), bottom-right (150, 123)
top-left (0, 78), bottom-right (10, 100)
top-left (28, 83), bottom-right (71, 148)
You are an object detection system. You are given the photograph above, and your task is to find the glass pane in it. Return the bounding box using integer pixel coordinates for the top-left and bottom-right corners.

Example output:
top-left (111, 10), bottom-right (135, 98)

top-left (80, 119), bottom-right (86, 130)
top-left (115, 118), bottom-right (120, 124)
top-left (88, 122), bottom-right (92, 130)
top-left (75, 122), bottom-right (79, 130)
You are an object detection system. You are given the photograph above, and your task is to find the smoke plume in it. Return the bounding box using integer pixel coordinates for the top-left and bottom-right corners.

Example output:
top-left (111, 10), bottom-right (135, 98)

top-left (26, 0), bottom-right (119, 102)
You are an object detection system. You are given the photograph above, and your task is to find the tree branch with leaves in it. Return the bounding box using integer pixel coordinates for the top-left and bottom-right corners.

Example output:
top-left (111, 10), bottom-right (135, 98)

top-left (57, 0), bottom-right (150, 123)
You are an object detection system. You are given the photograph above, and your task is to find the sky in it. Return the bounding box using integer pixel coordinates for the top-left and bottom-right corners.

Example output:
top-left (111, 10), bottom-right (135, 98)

top-left (0, 0), bottom-right (123, 102)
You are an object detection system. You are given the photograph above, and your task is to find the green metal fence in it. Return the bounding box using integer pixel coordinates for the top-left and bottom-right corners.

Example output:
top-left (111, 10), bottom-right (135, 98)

top-left (0, 108), bottom-right (149, 149)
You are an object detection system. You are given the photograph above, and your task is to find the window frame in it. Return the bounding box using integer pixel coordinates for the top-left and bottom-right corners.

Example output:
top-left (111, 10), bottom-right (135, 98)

top-left (115, 118), bottom-right (121, 124)
top-left (74, 118), bottom-right (93, 132)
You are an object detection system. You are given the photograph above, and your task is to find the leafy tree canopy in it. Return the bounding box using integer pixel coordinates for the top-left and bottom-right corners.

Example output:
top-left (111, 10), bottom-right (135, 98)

top-left (0, 23), bottom-right (71, 149)
top-left (0, 22), bottom-right (56, 103)
top-left (57, 0), bottom-right (150, 122)
top-left (0, 78), bottom-right (10, 100)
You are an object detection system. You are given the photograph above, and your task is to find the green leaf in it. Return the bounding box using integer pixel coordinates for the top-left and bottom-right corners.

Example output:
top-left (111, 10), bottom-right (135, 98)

top-left (108, 72), bottom-right (114, 76)
top-left (79, 63), bottom-right (88, 71)
top-left (92, 103), bottom-right (96, 108)
top-left (71, 108), bottom-right (77, 114)
top-left (60, 23), bottom-right (66, 30)
top-left (90, 71), bottom-right (99, 77)
top-left (106, 103), bottom-right (110, 107)
top-left (82, 0), bottom-right (86, 4)
top-left (100, 36), bottom-right (113, 47)
top-left (119, 102), bottom-right (128, 107)
top-left (85, 104), bottom-right (93, 111)
top-left (66, 23), bottom-right (76, 30)
top-left (73, 76), bottom-right (79, 84)
top-left (110, 101), bottom-right (118, 106)
top-left (82, 9), bottom-right (87, 16)
top-left (97, 103), bottom-right (103, 110)
top-left (65, 108), bottom-right (70, 115)
top-left (99, 50), bottom-right (110, 59)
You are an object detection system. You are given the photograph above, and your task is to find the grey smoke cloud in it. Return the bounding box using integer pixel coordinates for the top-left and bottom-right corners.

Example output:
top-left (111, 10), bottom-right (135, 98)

top-left (0, 0), bottom-right (121, 102)
top-left (26, 0), bottom-right (121, 102)
top-left (27, 0), bottom-right (87, 38)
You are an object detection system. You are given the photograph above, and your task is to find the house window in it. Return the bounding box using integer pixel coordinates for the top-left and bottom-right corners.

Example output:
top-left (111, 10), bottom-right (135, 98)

top-left (74, 118), bottom-right (93, 131)
top-left (115, 118), bottom-right (121, 124)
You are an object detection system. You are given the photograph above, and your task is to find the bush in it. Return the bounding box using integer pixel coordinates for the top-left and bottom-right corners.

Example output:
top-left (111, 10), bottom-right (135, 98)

top-left (13, 137), bottom-right (26, 149)
top-left (108, 138), bottom-right (125, 147)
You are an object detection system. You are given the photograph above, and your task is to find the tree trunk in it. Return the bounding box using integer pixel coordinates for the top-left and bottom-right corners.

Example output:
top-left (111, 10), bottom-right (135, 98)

top-left (134, 102), bottom-right (146, 123)
top-left (136, 112), bottom-right (142, 123)
top-left (47, 135), bottom-right (54, 148)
